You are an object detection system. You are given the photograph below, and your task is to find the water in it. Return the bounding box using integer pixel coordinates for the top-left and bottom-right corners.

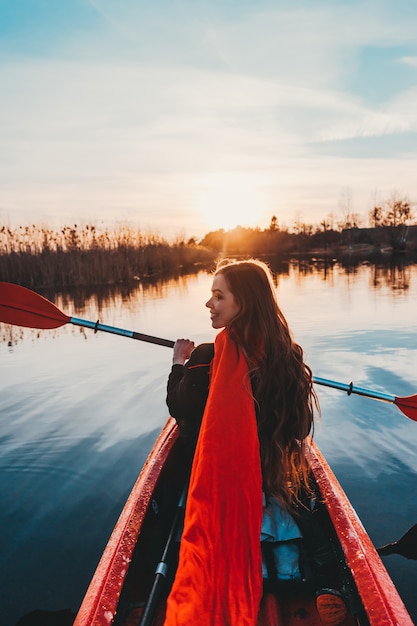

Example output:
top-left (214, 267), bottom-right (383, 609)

top-left (1, 261), bottom-right (417, 625)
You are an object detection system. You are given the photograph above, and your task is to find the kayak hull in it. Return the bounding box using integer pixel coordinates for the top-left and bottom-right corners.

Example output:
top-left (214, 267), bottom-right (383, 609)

top-left (73, 419), bottom-right (412, 626)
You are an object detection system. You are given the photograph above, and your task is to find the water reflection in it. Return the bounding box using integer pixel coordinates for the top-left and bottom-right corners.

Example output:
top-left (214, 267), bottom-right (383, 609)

top-left (370, 262), bottom-right (411, 292)
top-left (288, 257), bottom-right (413, 292)
top-left (2, 259), bottom-right (415, 347)
top-left (1, 273), bottom-right (204, 347)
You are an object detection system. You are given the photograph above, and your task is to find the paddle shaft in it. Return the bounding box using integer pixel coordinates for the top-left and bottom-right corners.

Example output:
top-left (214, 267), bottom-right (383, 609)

top-left (72, 320), bottom-right (403, 410)
top-left (377, 523), bottom-right (417, 560)
top-left (312, 376), bottom-right (395, 404)
top-left (69, 321), bottom-right (401, 409)
top-left (139, 487), bottom-right (187, 626)
top-left (48, 318), bottom-right (417, 421)
top-left (59, 319), bottom-right (411, 411)
top-left (69, 324), bottom-right (417, 410)
top-left (70, 317), bottom-right (404, 410)
top-left (70, 317), bottom-right (175, 348)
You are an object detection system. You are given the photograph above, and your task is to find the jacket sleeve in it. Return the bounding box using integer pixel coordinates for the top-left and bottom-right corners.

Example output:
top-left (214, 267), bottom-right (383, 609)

top-left (166, 342), bottom-right (214, 456)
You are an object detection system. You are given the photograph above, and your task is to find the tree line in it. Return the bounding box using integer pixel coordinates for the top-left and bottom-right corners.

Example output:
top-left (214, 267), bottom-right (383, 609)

top-left (1, 192), bottom-right (416, 289)
top-left (200, 192), bottom-right (416, 256)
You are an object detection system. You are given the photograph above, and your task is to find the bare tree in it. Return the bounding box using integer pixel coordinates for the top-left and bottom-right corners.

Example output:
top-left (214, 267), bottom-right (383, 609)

top-left (384, 192), bottom-right (413, 227)
top-left (269, 215), bottom-right (279, 231)
top-left (369, 205), bottom-right (384, 228)
top-left (339, 187), bottom-right (354, 229)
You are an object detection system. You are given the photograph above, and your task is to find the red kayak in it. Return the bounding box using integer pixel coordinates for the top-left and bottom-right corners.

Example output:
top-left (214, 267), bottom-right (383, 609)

top-left (73, 418), bottom-right (412, 626)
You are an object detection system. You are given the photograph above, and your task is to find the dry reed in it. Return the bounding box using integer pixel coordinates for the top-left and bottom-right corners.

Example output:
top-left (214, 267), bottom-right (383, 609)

top-left (0, 224), bottom-right (216, 288)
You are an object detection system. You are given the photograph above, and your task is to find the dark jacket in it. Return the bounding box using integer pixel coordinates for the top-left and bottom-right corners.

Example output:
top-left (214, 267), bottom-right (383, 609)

top-left (166, 342), bottom-right (214, 460)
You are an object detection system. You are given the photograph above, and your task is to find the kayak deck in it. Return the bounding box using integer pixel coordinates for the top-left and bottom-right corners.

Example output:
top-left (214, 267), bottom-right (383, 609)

top-left (93, 422), bottom-right (359, 626)
top-left (74, 418), bottom-right (412, 626)
top-left (122, 593), bottom-right (356, 625)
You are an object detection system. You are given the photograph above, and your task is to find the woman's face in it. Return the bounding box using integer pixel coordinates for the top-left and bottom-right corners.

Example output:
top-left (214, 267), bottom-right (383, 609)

top-left (206, 273), bottom-right (240, 329)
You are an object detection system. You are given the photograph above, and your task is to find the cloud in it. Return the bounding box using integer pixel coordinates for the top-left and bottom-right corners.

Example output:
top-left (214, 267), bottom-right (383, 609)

top-left (1, 0), bottom-right (417, 234)
top-left (402, 56), bottom-right (417, 67)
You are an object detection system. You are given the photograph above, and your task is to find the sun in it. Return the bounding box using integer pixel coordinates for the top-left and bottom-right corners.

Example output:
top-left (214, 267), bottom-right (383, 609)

top-left (194, 173), bottom-right (268, 232)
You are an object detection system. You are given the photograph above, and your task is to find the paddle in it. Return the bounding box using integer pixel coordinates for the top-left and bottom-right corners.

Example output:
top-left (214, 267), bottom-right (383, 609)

top-left (377, 523), bottom-right (417, 560)
top-left (1, 281), bottom-right (417, 422)
top-left (0, 281), bottom-right (174, 348)
top-left (312, 376), bottom-right (417, 423)
top-left (138, 487), bottom-right (187, 626)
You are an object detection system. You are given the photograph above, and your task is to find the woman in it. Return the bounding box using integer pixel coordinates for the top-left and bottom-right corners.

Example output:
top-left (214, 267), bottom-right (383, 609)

top-left (164, 259), bottom-right (342, 626)
top-left (167, 258), bottom-right (317, 509)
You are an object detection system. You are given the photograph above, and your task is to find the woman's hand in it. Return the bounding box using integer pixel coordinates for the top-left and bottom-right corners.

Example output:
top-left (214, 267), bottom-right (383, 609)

top-left (172, 338), bottom-right (195, 365)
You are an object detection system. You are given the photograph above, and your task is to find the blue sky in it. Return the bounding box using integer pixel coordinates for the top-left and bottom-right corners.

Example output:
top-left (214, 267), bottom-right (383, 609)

top-left (1, 0), bottom-right (417, 238)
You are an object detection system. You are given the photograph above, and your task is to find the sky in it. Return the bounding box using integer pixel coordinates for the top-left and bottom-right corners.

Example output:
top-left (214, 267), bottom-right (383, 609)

top-left (1, 0), bottom-right (417, 239)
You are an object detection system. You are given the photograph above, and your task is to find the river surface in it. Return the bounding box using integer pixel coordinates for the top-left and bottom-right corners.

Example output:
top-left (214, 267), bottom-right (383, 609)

top-left (1, 258), bottom-right (417, 625)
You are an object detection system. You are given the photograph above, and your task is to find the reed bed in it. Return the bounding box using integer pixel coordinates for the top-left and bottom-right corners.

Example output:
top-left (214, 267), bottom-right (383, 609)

top-left (0, 224), bottom-right (216, 288)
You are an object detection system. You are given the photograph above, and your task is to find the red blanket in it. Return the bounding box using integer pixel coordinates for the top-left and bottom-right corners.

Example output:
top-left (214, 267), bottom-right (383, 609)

top-left (164, 329), bottom-right (263, 626)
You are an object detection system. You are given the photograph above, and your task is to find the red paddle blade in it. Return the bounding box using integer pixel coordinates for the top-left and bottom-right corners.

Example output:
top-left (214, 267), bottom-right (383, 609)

top-left (395, 395), bottom-right (417, 422)
top-left (0, 282), bottom-right (70, 329)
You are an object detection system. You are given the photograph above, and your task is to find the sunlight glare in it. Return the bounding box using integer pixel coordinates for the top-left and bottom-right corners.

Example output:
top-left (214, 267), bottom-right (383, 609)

top-left (194, 174), bottom-right (268, 232)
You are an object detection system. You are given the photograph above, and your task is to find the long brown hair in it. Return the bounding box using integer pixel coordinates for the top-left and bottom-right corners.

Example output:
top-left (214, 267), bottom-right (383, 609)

top-left (215, 258), bottom-right (319, 510)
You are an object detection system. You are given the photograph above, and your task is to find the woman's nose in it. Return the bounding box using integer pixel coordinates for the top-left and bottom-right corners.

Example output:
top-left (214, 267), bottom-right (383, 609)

top-left (205, 298), bottom-right (212, 308)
